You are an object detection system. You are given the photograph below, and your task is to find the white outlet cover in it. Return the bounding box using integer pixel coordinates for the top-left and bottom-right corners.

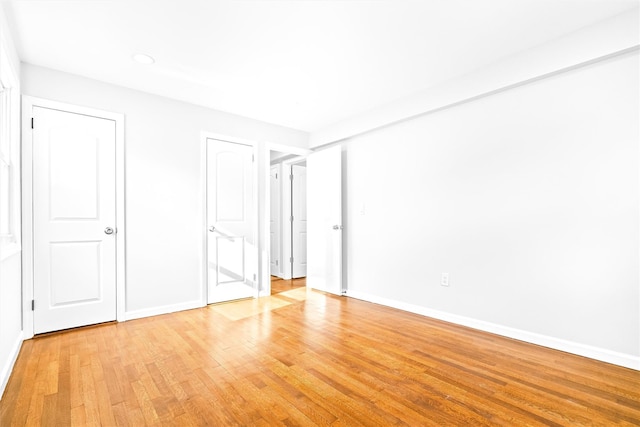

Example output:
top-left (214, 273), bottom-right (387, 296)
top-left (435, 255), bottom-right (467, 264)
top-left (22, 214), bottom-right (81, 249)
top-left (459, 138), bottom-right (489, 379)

top-left (441, 273), bottom-right (449, 286)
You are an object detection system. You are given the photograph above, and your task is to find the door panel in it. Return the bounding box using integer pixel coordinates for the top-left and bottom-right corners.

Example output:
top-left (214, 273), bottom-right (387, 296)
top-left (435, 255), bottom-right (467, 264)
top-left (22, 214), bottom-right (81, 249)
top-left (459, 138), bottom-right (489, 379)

top-left (216, 151), bottom-right (245, 220)
top-left (291, 165), bottom-right (307, 278)
top-left (207, 138), bottom-right (257, 303)
top-left (49, 241), bottom-right (101, 306)
top-left (307, 146), bottom-right (342, 295)
top-left (33, 106), bottom-right (117, 334)
top-left (216, 236), bottom-right (245, 283)
top-left (49, 128), bottom-right (99, 219)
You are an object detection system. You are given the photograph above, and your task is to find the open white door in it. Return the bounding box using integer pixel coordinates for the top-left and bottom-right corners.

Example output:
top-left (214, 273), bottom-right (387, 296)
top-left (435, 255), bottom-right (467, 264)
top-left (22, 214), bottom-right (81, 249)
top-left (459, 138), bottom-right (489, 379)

top-left (32, 106), bottom-right (117, 334)
top-left (307, 146), bottom-right (342, 295)
top-left (270, 165), bottom-right (281, 276)
top-left (207, 138), bottom-right (257, 303)
top-left (291, 164), bottom-right (307, 278)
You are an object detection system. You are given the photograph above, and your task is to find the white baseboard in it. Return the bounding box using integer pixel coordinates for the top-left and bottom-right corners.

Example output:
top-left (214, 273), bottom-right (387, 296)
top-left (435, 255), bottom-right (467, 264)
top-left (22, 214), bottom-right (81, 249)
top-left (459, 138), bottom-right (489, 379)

top-left (346, 290), bottom-right (640, 371)
top-left (0, 331), bottom-right (24, 400)
top-left (124, 300), bottom-right (204, 321)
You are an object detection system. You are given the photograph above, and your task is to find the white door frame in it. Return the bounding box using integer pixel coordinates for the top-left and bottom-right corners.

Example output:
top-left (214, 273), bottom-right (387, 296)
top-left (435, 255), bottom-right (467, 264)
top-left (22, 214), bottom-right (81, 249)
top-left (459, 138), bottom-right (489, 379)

top-left (262, 143), bottom-right (310, 295)
top-left (201, 132), bottom-right (260, 305)
top-left (22, 96), bottom-right (126, 339)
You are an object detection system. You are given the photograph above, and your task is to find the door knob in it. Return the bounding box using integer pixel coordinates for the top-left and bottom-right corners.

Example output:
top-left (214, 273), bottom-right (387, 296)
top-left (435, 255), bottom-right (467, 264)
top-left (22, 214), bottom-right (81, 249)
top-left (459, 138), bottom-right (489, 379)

top-left (209, 226), bottom-right (215, 232)
top-left (332, 225), bottom-right (343, 230)
top-left (104, 227), bottom-right (114, 235)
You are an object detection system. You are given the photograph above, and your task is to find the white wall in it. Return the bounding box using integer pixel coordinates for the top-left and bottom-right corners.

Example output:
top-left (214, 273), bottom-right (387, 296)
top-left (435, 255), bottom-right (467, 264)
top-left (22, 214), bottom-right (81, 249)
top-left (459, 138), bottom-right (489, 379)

top-left (21, 64), bottom-right (308, 319)
top-left (0, 4), bottom-right (22, 397)
top-left (344, 50), bottom-right (639, 367)
top-left (312, 8), bottom-right (639, 147)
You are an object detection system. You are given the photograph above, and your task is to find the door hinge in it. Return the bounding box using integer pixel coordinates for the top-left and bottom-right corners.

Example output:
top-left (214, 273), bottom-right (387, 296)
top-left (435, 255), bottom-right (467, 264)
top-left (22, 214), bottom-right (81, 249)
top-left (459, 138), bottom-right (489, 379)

top-left (31, 118), bottom-right (34, 129)
top-left (289, 174), bottom-right (293, 181)
top-left (275, 260), bottom-right (279, 266)
top-left (252, 154), bottom-right (255, 162)
top-left (276, 173), bottom-right (278, 179)
top-left (253, 273), bottom-right (257, 282)
top-left (31, 300), bottom-right (35, 311)
top-left (290, 215), bottom-right (293, 222)
top-left (290, 257), bottom-right (293, 263)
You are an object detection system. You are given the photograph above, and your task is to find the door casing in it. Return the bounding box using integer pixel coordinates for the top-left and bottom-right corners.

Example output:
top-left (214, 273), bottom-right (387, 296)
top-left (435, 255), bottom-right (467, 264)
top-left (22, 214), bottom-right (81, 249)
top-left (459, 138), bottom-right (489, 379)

top-left (22, 96), bottom-right (126, 339)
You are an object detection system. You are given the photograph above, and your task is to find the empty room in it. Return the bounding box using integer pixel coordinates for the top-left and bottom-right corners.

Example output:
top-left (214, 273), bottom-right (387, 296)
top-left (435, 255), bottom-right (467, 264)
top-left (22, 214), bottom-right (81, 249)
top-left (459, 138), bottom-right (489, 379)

top-left (1, 0), bottom-right (639, 425)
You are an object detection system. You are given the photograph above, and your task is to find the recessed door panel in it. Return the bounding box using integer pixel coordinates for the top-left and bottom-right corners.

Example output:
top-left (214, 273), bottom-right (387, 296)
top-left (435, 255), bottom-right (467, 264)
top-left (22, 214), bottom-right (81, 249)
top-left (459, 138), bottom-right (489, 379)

top-left (49, 128), bottom-right (99, 220)
top-left (33, 106), bottom-right (117, 334)
top-left (216, 236), bottom-right (245, 284)
top-left (216, 151), bottom-right (245, 221)
top-left (50, 241), bottom-right (101, 306)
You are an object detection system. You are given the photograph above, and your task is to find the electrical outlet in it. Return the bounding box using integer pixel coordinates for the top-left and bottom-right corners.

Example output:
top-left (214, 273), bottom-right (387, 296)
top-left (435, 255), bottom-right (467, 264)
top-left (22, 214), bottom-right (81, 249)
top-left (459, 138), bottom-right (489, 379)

top-left (441, 273), bottom-right (449, 287)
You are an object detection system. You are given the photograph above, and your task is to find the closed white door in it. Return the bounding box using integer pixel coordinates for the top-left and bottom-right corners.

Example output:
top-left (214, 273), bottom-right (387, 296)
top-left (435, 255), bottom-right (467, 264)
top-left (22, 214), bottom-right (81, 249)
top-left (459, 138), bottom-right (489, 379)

top-left (33, 106), bottom-right (117, 334)
top-left (291, 164), bottom-right (307, 278)
top-left (207, 138), bottom-right (257, 303)
top-left (270, 165), bottom-right (281, 276)
top-left (307, 146), bottom-right (342, 295)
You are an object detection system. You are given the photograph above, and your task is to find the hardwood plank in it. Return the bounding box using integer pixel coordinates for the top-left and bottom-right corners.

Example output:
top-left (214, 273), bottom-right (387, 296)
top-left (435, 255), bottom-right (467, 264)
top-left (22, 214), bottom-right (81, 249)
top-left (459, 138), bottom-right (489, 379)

top-left (271, 276), bottom-right (306, 295)
top-left (69, 405), bottom-right (86, 426)
top-left (2, 279), bottom-right (639, 426)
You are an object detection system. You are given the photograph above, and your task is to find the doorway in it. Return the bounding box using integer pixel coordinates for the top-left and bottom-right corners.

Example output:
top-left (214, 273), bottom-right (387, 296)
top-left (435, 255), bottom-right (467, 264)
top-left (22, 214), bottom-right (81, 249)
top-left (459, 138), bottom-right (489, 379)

top-left (271, 160), bottom-right (307, 295)
top-left (270, 277), bottom-right (306, 295)
top-left (267, 148), bottom-right (309, 295)
top-left (263, 143), bottom-right (342, 298)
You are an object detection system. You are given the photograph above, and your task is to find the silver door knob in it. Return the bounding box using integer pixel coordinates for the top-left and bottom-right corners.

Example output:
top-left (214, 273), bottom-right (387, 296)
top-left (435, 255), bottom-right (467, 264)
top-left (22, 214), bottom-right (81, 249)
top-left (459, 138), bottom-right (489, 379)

top-left (209, 226), bottom-right (215, 232)
top-left (332, 225), bottom-right (343, 230)
top-left (104, 227), bottom-right (114, 235)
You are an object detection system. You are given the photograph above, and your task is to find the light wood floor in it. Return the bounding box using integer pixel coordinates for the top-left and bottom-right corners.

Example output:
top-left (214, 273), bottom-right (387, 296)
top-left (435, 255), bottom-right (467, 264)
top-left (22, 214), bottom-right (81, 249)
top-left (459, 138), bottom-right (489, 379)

top-left (270, 276), bottom-right (306, 295)
top-left (1, 285), bottom-right (639, 426)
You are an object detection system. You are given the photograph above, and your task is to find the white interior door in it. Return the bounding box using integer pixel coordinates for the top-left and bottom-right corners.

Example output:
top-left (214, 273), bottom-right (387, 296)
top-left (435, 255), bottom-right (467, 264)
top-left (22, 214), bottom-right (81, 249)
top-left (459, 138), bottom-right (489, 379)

top-left (291, 164), bottom-right (307, 278)
top-left (270, 165), bottom-right (281, 277)
top-left (207, 138), bottom-right (257, 304)
top-left (307, 146), bottom-right (342, 295)
top-left (32, 106), bottom-right (117, 334)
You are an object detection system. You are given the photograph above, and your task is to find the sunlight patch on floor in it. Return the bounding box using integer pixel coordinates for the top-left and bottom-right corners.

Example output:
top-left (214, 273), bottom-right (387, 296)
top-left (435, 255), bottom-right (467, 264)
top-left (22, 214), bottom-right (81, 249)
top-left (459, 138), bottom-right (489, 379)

top-left (210, 295), bottom-right (292, 321)
top-left (277, 286), bottom-right (315, 301)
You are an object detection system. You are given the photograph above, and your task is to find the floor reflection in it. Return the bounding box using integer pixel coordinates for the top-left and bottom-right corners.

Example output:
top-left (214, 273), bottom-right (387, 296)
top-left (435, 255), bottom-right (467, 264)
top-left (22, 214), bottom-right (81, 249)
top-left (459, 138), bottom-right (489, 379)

top-left (209, 277), bottom-right (309, 321)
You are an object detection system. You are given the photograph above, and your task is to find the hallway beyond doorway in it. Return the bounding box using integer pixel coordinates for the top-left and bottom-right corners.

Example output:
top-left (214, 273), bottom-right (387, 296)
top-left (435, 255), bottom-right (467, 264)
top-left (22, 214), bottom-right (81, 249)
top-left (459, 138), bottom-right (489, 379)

top-left (271, 276), bottom-right (305, 295)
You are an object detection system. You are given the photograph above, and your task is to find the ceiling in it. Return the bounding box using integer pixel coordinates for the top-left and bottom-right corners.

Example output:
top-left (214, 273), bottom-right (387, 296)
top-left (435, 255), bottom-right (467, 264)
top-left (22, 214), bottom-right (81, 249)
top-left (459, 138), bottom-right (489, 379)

top-left (3, 0), bottom-right (638, 132)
